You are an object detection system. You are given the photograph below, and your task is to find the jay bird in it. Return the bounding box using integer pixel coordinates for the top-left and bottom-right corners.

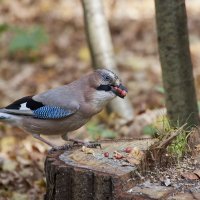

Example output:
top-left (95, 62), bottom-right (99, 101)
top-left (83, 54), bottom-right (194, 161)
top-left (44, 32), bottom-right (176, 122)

top-left (0, 69), bottom-right (127, 150)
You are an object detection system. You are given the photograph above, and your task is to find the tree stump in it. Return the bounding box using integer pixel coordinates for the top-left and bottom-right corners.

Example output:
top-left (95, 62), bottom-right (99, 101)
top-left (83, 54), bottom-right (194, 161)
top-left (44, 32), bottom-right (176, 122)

top-left (44, 139), bottom-right (156, 200)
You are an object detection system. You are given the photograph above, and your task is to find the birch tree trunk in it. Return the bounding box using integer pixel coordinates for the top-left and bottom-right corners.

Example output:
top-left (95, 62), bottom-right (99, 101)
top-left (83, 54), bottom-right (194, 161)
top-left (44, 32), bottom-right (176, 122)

top-left (82, 0), bottom-right (134, 122)
top-left (155, 0), bottom-right (199, 129)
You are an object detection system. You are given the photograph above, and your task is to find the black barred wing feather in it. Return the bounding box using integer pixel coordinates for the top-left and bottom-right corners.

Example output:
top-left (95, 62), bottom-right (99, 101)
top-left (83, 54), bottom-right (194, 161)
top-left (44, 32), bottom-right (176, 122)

top-left (33, 106), bottom-right (75, 119)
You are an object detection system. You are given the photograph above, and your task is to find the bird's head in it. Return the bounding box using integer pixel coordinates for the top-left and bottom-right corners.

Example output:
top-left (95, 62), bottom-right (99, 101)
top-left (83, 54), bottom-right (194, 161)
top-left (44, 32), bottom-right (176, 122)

top-left (93, 69), bottom-right (128, 99)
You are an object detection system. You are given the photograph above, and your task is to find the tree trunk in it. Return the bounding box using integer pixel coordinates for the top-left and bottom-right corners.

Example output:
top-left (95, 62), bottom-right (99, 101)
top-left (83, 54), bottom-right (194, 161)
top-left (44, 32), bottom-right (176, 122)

top-left (155, 0), bottom-right (199, 129)
top-left (44, 139), bottom-right (156, 200)
top-left (81, 0), bottom-right (134, 123)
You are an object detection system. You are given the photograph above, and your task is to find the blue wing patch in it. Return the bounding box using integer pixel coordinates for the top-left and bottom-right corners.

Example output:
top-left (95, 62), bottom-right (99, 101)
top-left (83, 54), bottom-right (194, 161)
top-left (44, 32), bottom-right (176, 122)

top-left (33, 106), bottom-right (74, 119)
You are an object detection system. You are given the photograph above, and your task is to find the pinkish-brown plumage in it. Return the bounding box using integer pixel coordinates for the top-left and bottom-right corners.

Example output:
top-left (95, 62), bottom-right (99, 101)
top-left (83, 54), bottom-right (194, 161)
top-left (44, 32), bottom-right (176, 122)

top-left (0, 69), bottom-right (127, 148)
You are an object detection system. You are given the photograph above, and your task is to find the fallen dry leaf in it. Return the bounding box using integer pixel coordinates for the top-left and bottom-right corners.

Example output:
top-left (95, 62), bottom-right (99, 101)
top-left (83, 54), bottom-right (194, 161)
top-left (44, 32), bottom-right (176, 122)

top-left (126, 147), bottom-right (144, 165)
top-left (16, 156), bottom-right (32, 166)
top-left (11, 192), bottom-right (28, 200)
top-left (2, 159), bottom-right (18, 172)
top-left (1, 136), bottom-right (17, 153)
top-left (128, 147), bottom-right (144, 160)
top-left (193, 169), bottom-right (200, 178)
top-left (195, 144), bottom-right (200, 151)
top-left (181, 172), bottom-right (199, 180)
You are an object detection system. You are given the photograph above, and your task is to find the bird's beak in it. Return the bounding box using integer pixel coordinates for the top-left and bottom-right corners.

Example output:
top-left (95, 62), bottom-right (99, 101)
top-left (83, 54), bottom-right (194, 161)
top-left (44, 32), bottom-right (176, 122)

top-left (111, 83), bottom-right (128, 98)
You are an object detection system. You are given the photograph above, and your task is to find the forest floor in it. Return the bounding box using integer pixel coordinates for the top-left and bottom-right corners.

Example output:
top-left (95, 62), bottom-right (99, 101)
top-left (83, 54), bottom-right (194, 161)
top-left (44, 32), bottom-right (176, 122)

top-left (0, 0), bottom-right (200, 199)
top-left (133, 155), bottom-right (200, 199)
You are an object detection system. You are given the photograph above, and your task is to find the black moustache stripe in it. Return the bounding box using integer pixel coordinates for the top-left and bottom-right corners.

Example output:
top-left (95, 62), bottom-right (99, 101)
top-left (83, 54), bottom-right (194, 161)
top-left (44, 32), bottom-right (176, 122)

top-left (96, 85), bottom-right (112, 91)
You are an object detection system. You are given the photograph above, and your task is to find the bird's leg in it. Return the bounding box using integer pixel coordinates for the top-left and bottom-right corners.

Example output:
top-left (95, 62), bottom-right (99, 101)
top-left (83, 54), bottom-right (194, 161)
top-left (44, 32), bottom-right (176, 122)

top-left (32, 133), bottom-right (72, 151)
top-left (32, 133), bottom-right (55, 147)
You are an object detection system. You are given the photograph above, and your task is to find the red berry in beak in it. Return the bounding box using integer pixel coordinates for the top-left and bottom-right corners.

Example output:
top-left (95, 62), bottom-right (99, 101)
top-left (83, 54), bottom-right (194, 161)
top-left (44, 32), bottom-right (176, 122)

top-left (112, 85), bottom-right (127, 98)
top-left (120, 90), bottom-right (127, 97)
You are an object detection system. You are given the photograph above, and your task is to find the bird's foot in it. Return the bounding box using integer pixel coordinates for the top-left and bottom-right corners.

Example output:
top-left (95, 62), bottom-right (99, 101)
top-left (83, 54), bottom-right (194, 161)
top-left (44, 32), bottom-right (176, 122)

top-left (49, 143), bottom-right (73, 153)
top-left (69, 139), bottom-right (101, 149)
top-left (84, 142), bottom-right (101, 149)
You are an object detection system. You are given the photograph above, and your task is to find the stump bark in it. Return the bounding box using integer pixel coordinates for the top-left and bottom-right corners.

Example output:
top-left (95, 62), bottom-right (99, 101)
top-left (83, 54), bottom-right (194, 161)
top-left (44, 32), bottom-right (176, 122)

top-left (44, 139), bottom-right (155, 200)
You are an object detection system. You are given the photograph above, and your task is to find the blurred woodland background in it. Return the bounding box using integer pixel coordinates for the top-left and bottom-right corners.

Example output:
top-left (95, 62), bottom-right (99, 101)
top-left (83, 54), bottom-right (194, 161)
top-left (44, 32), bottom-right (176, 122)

top-left (0, 0), bottom-right (200, 199)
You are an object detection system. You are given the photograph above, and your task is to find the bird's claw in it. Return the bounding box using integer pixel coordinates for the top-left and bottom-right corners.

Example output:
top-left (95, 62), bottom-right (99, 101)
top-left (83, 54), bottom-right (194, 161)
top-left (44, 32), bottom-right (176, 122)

top-left (72, 141), bottom-right (101, 149)
top-left (85, 142), bottom-right (101, 149)
top-left (49, 143), bottom-right (73, 153)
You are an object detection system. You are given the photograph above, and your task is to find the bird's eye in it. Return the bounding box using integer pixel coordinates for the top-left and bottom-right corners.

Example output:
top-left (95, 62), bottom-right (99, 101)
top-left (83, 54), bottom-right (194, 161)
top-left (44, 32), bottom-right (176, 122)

top-left (105, 75), bottom-right (111, 81)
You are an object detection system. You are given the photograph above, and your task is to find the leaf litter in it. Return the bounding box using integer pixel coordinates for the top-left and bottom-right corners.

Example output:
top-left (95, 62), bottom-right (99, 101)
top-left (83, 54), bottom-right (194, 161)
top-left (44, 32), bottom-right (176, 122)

top-left (0, 0), bottom-right (200, 199)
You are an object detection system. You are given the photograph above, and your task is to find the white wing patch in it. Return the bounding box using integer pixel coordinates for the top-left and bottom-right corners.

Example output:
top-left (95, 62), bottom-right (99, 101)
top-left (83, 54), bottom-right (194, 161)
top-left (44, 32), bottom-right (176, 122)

top-left (20, 103), bottom-right (31, 111)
